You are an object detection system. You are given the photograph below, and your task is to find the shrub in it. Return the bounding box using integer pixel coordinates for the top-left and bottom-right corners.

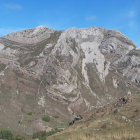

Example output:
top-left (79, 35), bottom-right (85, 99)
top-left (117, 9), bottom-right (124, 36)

top-left (15, 135), bottom-right (25, 140)
top-left (42, 115), bottom-right (50, 122)
top-left (32, 131), bottom-right (47, 139)
top-left (0, 130), bottom-right (25, 140)
top-left (101, 123), bottom-right (107, 129)
top-left (0, 130), bottom-right (13, 140)
top-left (46, 128), bottom-right (62, 137)
top-left (53, 115), bottom-right (59, 118)
top-left (27, 112), bottom-right (32, 115)
top-left (32, 128), bottom-right (63, 139)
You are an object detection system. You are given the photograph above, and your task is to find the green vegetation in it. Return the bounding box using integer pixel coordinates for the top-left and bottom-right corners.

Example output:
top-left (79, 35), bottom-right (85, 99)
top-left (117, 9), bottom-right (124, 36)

top-left (42, 115), bottom-right (50, 122)
top-left (0, 130), bottom-right (13, 140)
top-left (15, 135), bottom-right (25, 140)
top-left (0, 130), bottom-right (25, 140)
top-left (53, 115), bottom-right (59, 119)
top-left (17, 31), bottom-right (61, 67)
top-left (47, 94), bottom-right (140, 140)
top-left (31, 31), bottom-right (61, 57)
top-left (1, 95), bottom-right (140, 140)
top-left (32, 128), bottom-right (63, 140)
top-left (20, 58), bottom-right (34, 67)
top-left (48, 132), bottom-right (140, 140)
top-left (32, 131), bottom-right (47, 140)
top-left (63, 94), bottom-right (77, 98)
top-left (27, 112), bottom-right (32, 115)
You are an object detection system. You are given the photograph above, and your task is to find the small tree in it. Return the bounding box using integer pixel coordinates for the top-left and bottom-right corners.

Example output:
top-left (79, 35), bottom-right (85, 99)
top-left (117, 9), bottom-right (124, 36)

top-left (32, 131), bottom-right (47, 139)
top-left (27, 112), bottom-right (32, 115)
top-left (42, 116), bottom-right (50, 122)
top-left (16, 135), bottom-right (25, 140)
top-left (0, 130), bottom-right (13, 140)
top-left (53, 115), bottom-right (59, 118)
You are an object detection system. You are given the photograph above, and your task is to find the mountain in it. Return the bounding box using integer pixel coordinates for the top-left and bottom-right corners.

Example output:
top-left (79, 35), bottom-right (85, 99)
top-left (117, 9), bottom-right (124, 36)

top-left (0, 26), bottom-right (140, 136)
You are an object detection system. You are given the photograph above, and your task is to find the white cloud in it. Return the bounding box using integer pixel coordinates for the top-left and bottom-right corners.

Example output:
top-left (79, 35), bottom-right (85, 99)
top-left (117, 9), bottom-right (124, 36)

top-left (126, 9), bottom-right (137, 30)
top-left (4, 4), bottom-right (22, 10)
top-left (128, 9), bottom-right (136, 18)
top-left (86, 15), bottom-right (96, 21)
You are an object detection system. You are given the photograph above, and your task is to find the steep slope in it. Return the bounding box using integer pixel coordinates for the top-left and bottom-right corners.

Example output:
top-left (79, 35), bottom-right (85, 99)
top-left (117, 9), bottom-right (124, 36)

top-left (0, 26), bottom-right (139, 136)
top-left (3, 25), bottom-right (54, 44)
top-left (47, 94), bottom-right (140, 140)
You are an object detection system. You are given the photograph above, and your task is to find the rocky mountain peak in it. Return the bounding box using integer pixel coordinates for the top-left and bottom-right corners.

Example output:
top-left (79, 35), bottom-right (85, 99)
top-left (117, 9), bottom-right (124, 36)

top-left (36, 25), bottom-right (46, 29)
top-left (31, 25), bottom-right (52, 35)
top-left (2, 25), bottom-right (55, 44)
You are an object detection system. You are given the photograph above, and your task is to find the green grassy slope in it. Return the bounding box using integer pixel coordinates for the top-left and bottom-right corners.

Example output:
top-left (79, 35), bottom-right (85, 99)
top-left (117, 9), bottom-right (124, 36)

top-left (47, 94), bottom-right (140, 140)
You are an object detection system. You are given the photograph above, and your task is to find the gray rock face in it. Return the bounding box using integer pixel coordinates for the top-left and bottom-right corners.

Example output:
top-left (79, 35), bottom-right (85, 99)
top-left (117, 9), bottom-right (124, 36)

top-left (3, 26), bottom-right (55, 44)
top-left (0, 26), bottom-right (139, 136)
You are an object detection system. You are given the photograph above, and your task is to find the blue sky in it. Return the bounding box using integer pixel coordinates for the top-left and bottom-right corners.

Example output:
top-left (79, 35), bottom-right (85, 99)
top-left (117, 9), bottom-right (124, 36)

top-left (0, 0), bottom-right (140, 46)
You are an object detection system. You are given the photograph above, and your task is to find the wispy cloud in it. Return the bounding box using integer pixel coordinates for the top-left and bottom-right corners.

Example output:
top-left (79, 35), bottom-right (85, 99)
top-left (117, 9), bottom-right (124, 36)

top-left (4, 3), bottom-right (22, 10)
top-left (86, 15), bottom-right (96, 21)
top-left (128, 9), bottom-right (136, 18)
top-left (0, 27), bottom-right (23, 37)
top-left (126, 8), bottom-right (137, 30)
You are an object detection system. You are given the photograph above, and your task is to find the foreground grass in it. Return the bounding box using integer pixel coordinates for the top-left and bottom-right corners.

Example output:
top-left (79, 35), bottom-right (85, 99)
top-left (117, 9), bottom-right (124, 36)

top-left (67, 132), bottom-right (140, 140)
top-left (47, 94), bottom-right (140, 140)
top-left (48, 130), bottom-right (140, 140)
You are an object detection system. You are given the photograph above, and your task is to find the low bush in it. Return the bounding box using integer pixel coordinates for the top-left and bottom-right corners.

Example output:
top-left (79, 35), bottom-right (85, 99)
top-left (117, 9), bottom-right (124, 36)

top-left (27, 112), bottom-right (32, 115)
top-left (32, 128), bottom-right (63, 139)
top-left (42, 115), bottom-right (50, 122)
top-left (53, 115), bottom-right (59, 118)
top-left (15, 135), bottom-right (25, 140)
top-left (0, 130), bottom-right (13, 140)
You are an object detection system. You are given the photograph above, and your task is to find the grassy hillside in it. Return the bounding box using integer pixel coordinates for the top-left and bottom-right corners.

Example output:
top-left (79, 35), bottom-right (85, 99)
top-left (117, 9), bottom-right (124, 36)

top-left (47, 94), bottom-right (140, 140)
